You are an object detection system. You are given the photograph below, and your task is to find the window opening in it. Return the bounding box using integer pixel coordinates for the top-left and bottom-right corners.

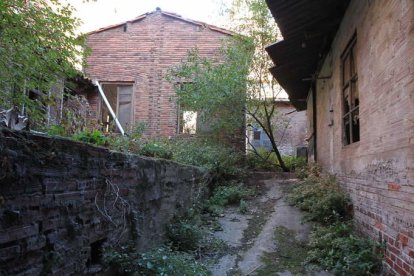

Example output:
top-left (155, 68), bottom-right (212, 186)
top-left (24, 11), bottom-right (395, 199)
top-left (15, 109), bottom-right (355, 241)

top-left (176, 83), bottom-right (197, 134)
top-left (100, 84), bottom-right (133, 132)
top-left (341, 34), bottom-right (359, 145)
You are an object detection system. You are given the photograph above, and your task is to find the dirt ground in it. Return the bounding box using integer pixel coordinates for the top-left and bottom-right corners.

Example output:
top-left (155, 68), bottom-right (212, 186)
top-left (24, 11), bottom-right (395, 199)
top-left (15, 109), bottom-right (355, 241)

top-left (208, 173), bottom-right (332, 276)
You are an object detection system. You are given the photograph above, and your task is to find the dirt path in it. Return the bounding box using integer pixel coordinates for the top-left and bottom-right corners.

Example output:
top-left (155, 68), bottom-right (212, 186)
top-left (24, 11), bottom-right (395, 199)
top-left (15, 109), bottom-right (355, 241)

top-left (208, 174), bottom-right (331, 276)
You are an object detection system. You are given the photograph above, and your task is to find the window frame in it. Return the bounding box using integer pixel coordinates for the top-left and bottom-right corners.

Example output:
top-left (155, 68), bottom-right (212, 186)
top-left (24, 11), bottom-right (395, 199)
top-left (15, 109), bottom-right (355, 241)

top-left (98, 82), bottom-right (134, 132)
top-left (340, 33), bottom-right (359, 145)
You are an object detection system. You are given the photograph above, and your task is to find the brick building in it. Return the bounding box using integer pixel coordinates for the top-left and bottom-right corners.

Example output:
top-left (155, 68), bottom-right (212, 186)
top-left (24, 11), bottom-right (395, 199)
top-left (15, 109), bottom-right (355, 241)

top-left (84, 8), bottom-right (236, 139)
top-left (248, 100), bottom-right (307, 156)
top-left (266, 0), bottom-right (414, 274)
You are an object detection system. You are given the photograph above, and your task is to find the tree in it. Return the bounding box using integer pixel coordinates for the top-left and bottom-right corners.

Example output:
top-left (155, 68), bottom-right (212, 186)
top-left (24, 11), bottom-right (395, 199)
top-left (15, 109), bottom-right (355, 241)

top-left (0, 0), bottom-right (87, 125)
top-left (168, 38), bottom-right (253, 149)
top-left (170, 0), bottom-right (290, 171)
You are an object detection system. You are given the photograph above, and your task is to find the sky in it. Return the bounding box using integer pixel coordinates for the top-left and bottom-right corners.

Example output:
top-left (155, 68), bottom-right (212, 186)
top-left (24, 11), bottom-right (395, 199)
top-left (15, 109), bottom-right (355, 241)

top-left (66, 0), bottom-right (232, 33)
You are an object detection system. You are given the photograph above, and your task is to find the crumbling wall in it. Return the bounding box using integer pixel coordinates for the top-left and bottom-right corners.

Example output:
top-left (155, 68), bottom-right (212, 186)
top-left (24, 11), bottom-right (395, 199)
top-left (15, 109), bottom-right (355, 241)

top-left (0, 128), bottom-right (207, 275)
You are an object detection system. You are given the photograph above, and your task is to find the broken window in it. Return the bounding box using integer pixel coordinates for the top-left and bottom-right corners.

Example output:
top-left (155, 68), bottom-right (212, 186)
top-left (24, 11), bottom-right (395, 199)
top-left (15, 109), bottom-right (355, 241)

top-left (341, 34), bottom-right (359, 145)
top-left (176, 83), bottom-right (197, 134)
top-left (177, 103), bottom-right (197, 134)
top-left (100, 84), bottom-right (133, 132)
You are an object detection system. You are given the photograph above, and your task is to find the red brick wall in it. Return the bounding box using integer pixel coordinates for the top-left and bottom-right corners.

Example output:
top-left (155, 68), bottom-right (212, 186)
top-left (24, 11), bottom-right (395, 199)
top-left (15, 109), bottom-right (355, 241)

top-left (0, 128), bottom-right (206, 274)
top-left (85, 10), bottom-right (233, 138)
top-left (311, 0), bottom-right (414, 274)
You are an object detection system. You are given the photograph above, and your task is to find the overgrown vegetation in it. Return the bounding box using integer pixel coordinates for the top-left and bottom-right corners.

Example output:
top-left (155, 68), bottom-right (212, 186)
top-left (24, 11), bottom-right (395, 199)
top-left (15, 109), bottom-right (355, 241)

top-left (0, 0), bottom-right (87, 124)
top-left (246, 148), bottom-right (306, 172)
top-left (288, 168), bottom-right (351, 224)
top-left (285, 165), bottom-right (385, 274)
top-left (307, 223), bottom-right (385, 275)
top-left (103, 244), bottom-right (209, 276)
top-left (72, 129), bottom-right (107, 146)
top-left (257, 226), bottom-right (308, 275)
top-left (203, 183), bottom-right (254, 215)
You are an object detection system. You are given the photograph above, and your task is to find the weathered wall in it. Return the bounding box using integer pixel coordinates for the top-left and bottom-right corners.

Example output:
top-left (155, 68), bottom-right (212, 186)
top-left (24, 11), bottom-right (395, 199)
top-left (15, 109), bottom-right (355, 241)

top-left (312, 0), bottom-right (414, 274)
top-left (85, 9), bottom-right (244, 148)
top-left (0, 128), bottom-right (206, 275)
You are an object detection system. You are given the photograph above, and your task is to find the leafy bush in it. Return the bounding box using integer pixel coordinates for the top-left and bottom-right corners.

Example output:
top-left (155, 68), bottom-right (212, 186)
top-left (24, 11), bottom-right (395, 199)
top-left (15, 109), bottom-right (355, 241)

top-left (169, 138), bottom-right (243, 181)
top-left (288, 173), bottom-right (351, 223)
top-left (295, 163), bottom-right (322, 180)
top-left (107, 122), bottom-right (146, 153)
top-left (103, 245), bottom-right (209, 276)
top-left (138, 139), bottom-right (173, 159)
top-left (167, 217), bottom-right (203, 251)
top-left (72, 129), bottom-right (107, 146)
top-left (282, 155), bottom-right (307, 172)
top-left (246, 148), bottom-right (278, 171)
top-left (46, 125), bottom-right (66, 136)
top-left (306, 222), bottom-right (384, 275)
top-left (204, 184), bottom-right (253, 215)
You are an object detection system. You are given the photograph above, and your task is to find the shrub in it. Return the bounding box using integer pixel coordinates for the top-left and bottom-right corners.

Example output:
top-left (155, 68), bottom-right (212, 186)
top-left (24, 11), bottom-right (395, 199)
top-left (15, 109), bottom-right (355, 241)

top-left (103, 244), bottom-right (209, 276)
top-left (138, 139), bottom-right (173, 159)
top-left (306, 222), bottom-right (384, 275)
top-left (204, 184), bottom-right (253, 215)
top-left (46, 125), bottom-right (66, 136)
top-left (246, 149), bottom-right (306, 172)
top-left (169, 138), bottom-right (243, 181)
top-left (288, 173), bottom-right (351, 223)
top-left (167, 217), bottom-right (203, 251)
top-left (72, 129), bottom-right (107, 146)
top-left (246, 148), bottom-right (278, 171)
top-left (282, 155), bottom-right (307, 172)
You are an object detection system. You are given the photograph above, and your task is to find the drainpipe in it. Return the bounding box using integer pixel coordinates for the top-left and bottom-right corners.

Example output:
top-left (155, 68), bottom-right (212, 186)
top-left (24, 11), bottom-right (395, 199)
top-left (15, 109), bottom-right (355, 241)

top-left (93, 80), bottom-right (126, 136)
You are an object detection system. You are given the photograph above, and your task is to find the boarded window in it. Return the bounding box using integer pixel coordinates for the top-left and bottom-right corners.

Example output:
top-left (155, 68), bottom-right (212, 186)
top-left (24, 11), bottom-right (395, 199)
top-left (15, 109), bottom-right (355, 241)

top-left (341, 34), bottom-right (359, 145)
top-left (100, 84), bottom-right (133, 132)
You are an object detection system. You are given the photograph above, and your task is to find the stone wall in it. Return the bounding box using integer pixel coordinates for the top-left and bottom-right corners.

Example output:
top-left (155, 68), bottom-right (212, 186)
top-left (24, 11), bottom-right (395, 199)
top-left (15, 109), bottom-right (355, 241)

top-left (311, 0), bottom-right (414, 274)
top-left (0, 128), bottom-right (207, 275)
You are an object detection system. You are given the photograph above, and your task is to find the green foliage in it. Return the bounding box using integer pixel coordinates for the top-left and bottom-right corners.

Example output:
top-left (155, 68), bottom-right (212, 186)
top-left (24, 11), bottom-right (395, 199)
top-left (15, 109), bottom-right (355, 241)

top-left (288, 172), bottom-right (351, 223)
top-left (167, 215), bottom-right (203, 252)
top-left (168, 38), bottom-right (252, 137)
top-left (103, 244), bottom-right (209, 276)
top-left (247, 149), bottom-right (306, 172)
top-left (205, 184), bottom-right (253, 215)
top-left (169, 138), bottom-right (244, 181)
top-left (306, 222), bottom-right (384, 275)
top-left (239, 199), bottom-right (248, 214)
top-left (106, 123), bottom-right (146, 153)
top-left (246, 148), bottom-right (278, 171)
top-left (46, 125), bottom-right (66, 136)
top-left (257, 226), bottom-right (308, 275)
top-left (138, 139), bottom-right (173, 159)
top-left (282, 156), bottom-right (307, 172)
top-left (0, 0), bottom-right (86, 122)
top-left (72, 130), bottom-right (107, 146)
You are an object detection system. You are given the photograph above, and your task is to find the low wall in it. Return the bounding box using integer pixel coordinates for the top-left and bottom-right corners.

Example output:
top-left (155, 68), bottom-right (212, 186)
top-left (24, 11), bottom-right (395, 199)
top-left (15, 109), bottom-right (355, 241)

top-left (0, 128), bottom-right (207, 275)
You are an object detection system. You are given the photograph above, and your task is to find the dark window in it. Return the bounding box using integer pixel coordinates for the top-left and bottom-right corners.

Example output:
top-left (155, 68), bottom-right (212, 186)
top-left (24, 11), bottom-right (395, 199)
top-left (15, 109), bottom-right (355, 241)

top-left (253, 130), bottom-right (261, 140)
top-left (341, 34), bottom-right (359, 145)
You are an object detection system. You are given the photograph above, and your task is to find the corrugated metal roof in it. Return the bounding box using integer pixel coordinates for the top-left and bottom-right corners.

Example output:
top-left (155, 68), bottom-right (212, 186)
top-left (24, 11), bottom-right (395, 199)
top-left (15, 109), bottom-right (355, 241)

top-left (265, 0), bottom-right (350, 110)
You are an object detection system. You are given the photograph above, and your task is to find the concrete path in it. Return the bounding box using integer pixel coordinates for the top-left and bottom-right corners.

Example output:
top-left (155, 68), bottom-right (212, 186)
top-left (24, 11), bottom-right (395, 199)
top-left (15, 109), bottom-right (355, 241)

top-left (208, 174), bottom-right (331, 276)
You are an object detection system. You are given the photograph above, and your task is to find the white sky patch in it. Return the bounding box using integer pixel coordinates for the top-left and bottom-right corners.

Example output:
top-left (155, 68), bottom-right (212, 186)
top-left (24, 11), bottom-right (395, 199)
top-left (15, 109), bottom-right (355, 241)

top-left (65, 0), bottom-right (232, 33)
